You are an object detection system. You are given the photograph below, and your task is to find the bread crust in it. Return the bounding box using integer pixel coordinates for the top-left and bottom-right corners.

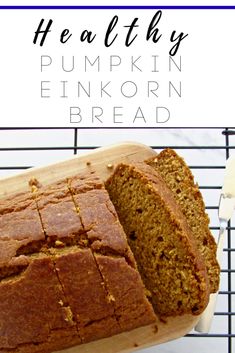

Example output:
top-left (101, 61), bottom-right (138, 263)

top-left (0, 171), bottom-right (156, 352)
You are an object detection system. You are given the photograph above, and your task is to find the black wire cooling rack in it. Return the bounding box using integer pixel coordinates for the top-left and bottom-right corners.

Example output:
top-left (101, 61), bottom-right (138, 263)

top-left (0, 127), bottom-right (234, 353)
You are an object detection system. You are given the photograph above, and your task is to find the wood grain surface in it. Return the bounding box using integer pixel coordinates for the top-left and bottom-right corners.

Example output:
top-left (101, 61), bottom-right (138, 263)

top-left (0, 142), bottom-right (200, 353)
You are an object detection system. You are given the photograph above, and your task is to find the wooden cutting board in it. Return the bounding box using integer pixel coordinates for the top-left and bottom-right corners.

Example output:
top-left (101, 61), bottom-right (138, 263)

top-left (0, 142), bottom-right (200, 352)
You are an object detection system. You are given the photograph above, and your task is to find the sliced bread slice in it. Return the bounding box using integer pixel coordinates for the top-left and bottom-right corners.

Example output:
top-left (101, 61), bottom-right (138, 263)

top-left (146, 149), bottom-right (220, 293)
top-left (105, 162), bottom-right (210, 317)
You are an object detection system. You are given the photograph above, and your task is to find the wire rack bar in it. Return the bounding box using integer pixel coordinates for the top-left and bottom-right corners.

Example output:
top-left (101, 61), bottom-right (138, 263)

top-left (0, 127), bottom-right (234, 131)
top-left (225, 129), bottom-right (233, 353)
top-left (187, 334), bottom-right (235, 338)
top-left (73, 128), bottom-right (78, 155)
top-left (0, 145), bottom-right (235, 151)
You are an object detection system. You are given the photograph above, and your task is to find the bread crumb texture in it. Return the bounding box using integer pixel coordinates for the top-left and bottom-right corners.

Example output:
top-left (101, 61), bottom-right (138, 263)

top-left (146, 149), bottom-right (220, 293)
top-left (105, 161), bottom-right (211, 318)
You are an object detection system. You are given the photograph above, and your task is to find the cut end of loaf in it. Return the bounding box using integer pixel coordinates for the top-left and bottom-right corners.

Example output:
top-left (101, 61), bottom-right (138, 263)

top-left (146, 148), bottom-right (220, 293)
top-left (105, 162), bottom-right (210, 318)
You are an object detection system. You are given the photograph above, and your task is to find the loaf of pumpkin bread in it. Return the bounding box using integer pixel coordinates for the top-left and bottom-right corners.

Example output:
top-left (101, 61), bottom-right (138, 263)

top-left (0, 153), bottom-right (215, 352)
top-left (0, 172), bottom-right (156, 353)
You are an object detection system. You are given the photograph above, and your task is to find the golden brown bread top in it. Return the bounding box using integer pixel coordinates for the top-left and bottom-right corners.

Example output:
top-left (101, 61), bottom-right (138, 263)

top-left (0, 193), bottom-right (44, 242)
top-left (53, 248), bottom-right (121, 342)
top-left (0, 192), bottom-right (45, 270)
top-left (35, 180), bottom-right (85, 245)
top-left (0, 191), bottom-right (35, 214)
top-left (73, 187), bottom-right (135, 262)
top-left (96, 254), bottom-right (156, 331)
top-left (0, 256), bottom-right (80, 349)
top-left (0, 170), bottom-right (156, 351)
top-left (0, 172), bottom-right (133, 265)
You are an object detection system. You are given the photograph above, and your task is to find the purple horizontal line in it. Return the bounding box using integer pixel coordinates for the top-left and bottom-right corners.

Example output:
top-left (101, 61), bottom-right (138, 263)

top-left (0, 5), bottom-right (235, 10)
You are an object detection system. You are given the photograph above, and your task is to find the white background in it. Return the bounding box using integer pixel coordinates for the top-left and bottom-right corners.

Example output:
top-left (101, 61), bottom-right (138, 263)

top-left (0, 3), bottom-right (234, 127)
